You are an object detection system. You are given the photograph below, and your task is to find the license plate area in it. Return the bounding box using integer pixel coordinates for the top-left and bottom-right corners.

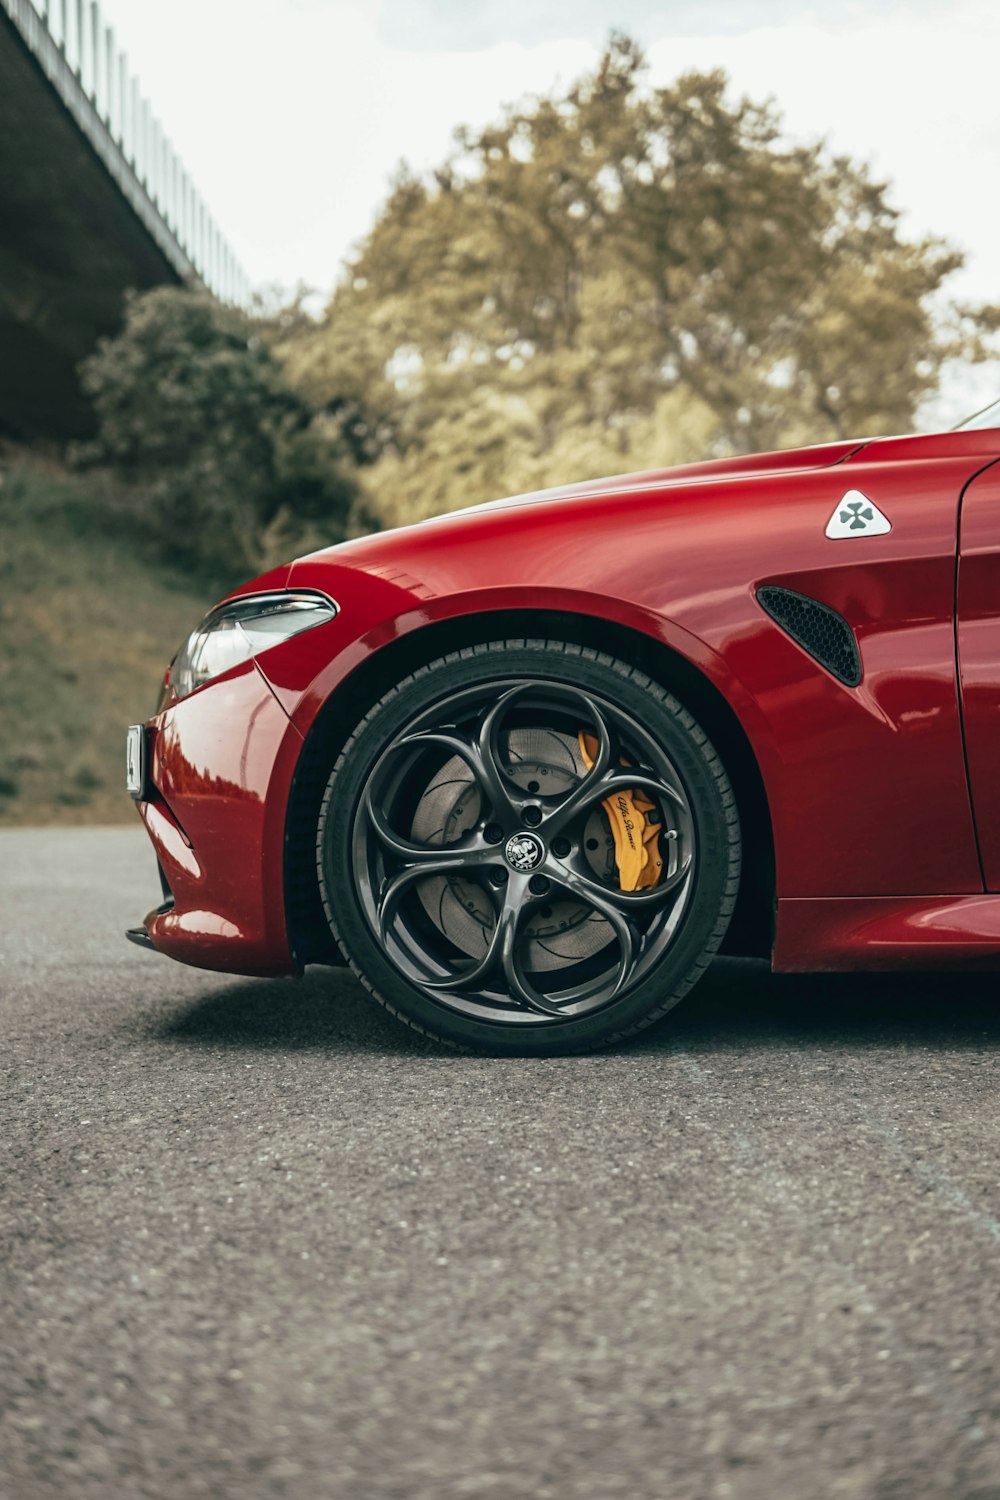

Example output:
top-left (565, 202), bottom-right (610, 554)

top-left (125, 724), bottom-right (146, 799)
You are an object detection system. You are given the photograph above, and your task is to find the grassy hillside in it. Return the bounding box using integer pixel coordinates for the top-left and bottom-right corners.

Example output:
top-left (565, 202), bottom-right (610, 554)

top-left (0, 459), bottom-right (221, 825)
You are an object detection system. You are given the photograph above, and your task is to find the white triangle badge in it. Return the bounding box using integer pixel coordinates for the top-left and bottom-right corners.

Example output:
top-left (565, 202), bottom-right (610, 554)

top-left (826, 490), bottom-right (891, 539)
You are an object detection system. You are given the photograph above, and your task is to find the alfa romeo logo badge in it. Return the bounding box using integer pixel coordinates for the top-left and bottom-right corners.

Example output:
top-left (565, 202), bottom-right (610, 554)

top-left (504, 832), bottom-right (544, 872)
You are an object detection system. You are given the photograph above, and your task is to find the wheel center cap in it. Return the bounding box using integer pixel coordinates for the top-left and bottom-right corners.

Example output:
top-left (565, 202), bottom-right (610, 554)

top-left (504, 831), bottom-right (545, 872)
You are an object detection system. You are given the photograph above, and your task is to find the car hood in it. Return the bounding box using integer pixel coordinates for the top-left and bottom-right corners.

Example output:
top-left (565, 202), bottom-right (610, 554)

top-left (401, 427), bottom-right (1000, 532)
top-left (288, 436), bottom-right (872, 580)
top-left (291, 426), bottom-right (1000, 578)
top-left (424, 437), bottom-right (868, 523)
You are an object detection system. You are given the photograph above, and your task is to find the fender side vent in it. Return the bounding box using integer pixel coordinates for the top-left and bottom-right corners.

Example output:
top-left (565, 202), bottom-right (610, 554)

top-left (756, 586), bottom-right (862, 687)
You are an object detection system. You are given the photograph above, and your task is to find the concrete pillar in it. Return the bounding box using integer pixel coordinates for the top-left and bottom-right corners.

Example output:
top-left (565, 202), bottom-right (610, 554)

top-left (104, 24), bottom-right (114, 128)
top-left (117, 49), bottom-right (127, 147)
top-left (89, 1), bottom-right (99, 103)
top-left (150, 119), bottom-right (162, 207)
top-left (130, 78), bottom-right (140, 169)
top-left (140, 96), bottom-right (150, 188)
top-left (179, 169), bottom-right (188, 251)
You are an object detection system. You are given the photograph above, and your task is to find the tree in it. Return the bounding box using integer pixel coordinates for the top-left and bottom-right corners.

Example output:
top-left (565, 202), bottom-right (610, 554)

top-left (77, 287), bottom-right (359, 578)
top-left (284, 35), bottom-right (997, 524)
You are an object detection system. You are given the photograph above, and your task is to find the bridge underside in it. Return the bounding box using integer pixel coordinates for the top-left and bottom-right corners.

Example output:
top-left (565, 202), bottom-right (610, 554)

top-left (0, 11), bottom-right (183, 440)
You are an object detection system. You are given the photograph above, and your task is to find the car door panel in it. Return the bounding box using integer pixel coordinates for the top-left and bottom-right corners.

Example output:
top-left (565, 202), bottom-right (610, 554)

top-left (957, 459), bottom-right (1000, 888)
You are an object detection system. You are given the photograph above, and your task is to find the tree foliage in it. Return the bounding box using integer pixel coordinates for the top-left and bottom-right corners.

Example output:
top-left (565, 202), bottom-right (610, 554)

top-left (77, 288), bottom-right (359, 577)
top-left (284, 35), bottom-right (996, 525)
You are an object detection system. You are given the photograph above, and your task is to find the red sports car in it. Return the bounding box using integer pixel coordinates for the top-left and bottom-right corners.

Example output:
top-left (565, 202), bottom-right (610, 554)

top-left (126, 399), bottom-right (1000, 1053)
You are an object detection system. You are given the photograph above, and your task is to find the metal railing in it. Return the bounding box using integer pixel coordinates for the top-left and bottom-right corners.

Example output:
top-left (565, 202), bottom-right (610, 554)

top-left (2, 0), bottom-right (251, 305)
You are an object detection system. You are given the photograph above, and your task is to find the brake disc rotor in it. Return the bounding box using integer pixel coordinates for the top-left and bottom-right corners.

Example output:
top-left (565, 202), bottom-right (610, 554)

top-left (409, 728), bottom-right (618, 972)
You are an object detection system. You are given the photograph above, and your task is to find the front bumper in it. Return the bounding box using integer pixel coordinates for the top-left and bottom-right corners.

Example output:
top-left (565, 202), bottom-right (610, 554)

top-left (129, 658), bottom-right (304, 977)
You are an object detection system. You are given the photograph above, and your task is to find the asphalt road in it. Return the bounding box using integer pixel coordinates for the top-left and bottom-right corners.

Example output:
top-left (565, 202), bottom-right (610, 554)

top-left (2, 828), bottom-right (1000, 1500)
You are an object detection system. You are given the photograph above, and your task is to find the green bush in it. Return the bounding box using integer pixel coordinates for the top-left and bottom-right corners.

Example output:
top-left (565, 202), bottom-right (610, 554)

top-left (75, 288), bottom-right (360, 579)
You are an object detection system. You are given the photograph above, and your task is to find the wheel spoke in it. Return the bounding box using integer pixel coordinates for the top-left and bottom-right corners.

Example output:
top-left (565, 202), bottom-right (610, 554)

top-left (545, 766), bottom-right (687, 835)
top-left (556, 848), bottom-right (692, 911)
top-left (474, 681), bottom-right (617, 818)
top-left (394, 727), bottom-right (519, 821)
top-left (423, 882), bottom-right (561, 1014)
top-left (376, 858), bottom-right (485, 944)
top-left (470, 687), bottom-right (551, 816)
top-left (422, 891), bottom-right (512, 993)
top-left (365, 789), bottom-right (490, 865)
top-left (523, 688), bottom-right (616, 819)
top-left (575, 690), bottom-right (617, 779)
top-left (497, 897), bottom-right (567, 1016)
top-left (546, 864), bottom-right (637, 998)
top-left (367, 785), bottom-right (497, 947)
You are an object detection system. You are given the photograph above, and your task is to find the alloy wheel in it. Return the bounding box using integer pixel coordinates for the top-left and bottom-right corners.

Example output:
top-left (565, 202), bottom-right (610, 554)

top-left (351, 678), bottom-right (697, 1026)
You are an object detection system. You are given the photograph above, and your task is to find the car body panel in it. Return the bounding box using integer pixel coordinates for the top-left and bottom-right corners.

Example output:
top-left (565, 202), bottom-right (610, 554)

top-left (270, 447), bottom-right (991, 899)
top-left (775, 893), bottom-right (1000, 970)
top-left (133, 426), bottom-right (1000, 978)
top-left (138, 657), bottom-right (301, 975)
top-left (957, 461), bottom-right (1000, 888)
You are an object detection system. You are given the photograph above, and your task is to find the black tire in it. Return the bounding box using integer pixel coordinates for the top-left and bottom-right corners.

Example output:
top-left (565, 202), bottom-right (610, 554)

top-left (317, 639), bottom-right (740, 1054)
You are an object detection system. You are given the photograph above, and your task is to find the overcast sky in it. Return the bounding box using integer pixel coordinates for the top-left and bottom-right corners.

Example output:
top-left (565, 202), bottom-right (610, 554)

top-left (103, 0), bottom-right (998, 415)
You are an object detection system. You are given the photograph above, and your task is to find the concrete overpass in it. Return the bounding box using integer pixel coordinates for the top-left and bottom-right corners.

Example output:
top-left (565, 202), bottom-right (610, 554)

top-left (0, 0), bottom-right (250, 438)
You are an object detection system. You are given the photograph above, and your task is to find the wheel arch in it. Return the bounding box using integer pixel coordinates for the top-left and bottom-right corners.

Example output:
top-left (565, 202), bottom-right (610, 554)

top-left (284, 606), bottom-right (775, 967)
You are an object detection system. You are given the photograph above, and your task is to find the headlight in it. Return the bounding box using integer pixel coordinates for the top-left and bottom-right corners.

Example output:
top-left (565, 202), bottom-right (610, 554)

top-left (169, 591), bottom-right (337, 702)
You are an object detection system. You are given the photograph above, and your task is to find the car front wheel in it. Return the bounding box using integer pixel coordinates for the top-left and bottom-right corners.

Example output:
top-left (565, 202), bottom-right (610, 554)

top-left (317, 639), bottom-right (740, 1054)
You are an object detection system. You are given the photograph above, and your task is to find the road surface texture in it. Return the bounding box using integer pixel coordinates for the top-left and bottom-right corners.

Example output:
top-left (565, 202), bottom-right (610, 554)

top-left (1, 827), bottom-right (999, 1500)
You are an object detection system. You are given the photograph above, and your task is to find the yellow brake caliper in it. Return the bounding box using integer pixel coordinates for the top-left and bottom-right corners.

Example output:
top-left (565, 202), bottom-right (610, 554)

top-left (578, 733), bottom-right (664, 892)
